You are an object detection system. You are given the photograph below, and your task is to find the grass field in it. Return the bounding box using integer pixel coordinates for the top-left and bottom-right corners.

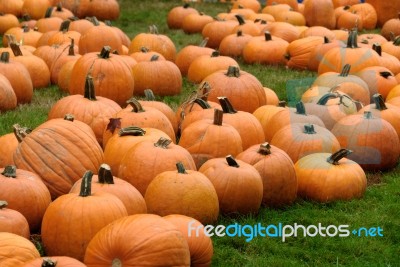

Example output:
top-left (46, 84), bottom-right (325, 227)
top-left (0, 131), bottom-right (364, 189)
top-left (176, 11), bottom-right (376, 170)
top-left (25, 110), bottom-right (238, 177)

top-left (1, 0), bottom-right (400, 266)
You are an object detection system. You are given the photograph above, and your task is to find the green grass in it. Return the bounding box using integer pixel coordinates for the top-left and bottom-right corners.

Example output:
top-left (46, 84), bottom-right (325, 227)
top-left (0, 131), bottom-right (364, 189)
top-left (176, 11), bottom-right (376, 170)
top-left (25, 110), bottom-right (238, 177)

top-left (1, 0), bottom-right (400, 266)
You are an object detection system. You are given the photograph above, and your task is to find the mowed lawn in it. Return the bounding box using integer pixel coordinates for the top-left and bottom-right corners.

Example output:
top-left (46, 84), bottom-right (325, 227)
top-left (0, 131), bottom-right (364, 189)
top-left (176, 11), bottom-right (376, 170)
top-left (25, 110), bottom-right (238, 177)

top-left (0, 0), bottom-right (399, 266)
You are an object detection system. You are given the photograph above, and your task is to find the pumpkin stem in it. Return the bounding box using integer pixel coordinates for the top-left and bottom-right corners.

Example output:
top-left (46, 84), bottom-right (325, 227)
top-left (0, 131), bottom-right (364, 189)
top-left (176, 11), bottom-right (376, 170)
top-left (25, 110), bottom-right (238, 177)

top-left (372, 43), bottom-right (382, 56)
top-left (193, 98), bottom-right (212, 109)
top-left (106, 118), bottom-right (122, 134)
top-left (226, 65), bottom-right (240, 77)
top-left (211, 50), bottom-right (220, 57)
top-left (104, 20), bottom-right (112, 26)
top-left (98, 164), bottom-right (114, 184)
top-left (13, 124), bottom-right (32, 143)
top-left (393, 35), bottom-right (400, 46)
top-left (323, 36), bottom-right (330, 44)
top-left (99, 46), bottom-right (111, 59)
top-left (127, 98), bottom-right (146, 113)
top-left (144, 89), bottom-right (156, 101)
top-left (199, 38), bottom-right (209, 47)
top-left (79, 171), bottom-right (93, 197)
top-left (346, 30), bottom-right (359, 49)
top-left (257, 142), bottom-right (272, 155)
top-left (56, 2), bottom-right (63, 12)
top-left (198, 81), bottom-right (211, 101)
top-left (218, 97), bottom-right (237, 114)
top-left (278, 101), bottom-right (287, 107)
top-left (380, 71), bottom-right (392, 79)
top-left (0, 52), bottom-right (10, 63)
top-left (226, 155), bottom-right (240, 168)
top-left (327, 149), bottom-right (352, 165)
top-left (237, 30), bottom-right (243, 37)
top-left (119, 126), bottom-right (146, 137)
top-left (9, 43), bottom-right (23, 57)
top-left (149, 24), bottom-right (159, 34)
top-left (183, 3), bottom-right (190, 8)
top-left (213, 109), bottom-right (224, 126)
top-left (317, 93), bottom-right (338, 105)
top-left (154, 137), bottom-right (172, 149)
top-left (339, 64), bottom-right (351, 77)
top-left (88, 16), bottom-right (100, 26)
top-left (84, 75), bottom-right (97, 101)
top-left (264, 31), bottom-right (272, 41)
top-left (176, 162), bottom-right (187, 174)
top-left (235, 14), bottom-right (246, 25)
top-left (363, 111), bottom-right (373, 119)
top-left (295, 101), bottom-right (307, 115)
top-left (303, 124), bottom-right (316, 134)
top-left (0, 200), bottom-right (7, 209)
top-left (1, 165), bottom-right (17, 178)
top-left (372, 93), bottom-right (387, 111)
top-left (41, 258), bottom-right (58, 267)
top-left (68, 38), bottom-right (75, 56)
top-left (150, 54), bottom-right (159, 61)
top-left (140, 47), bottom-right (150, 53)
top-left (44, 7), bottom-right (53, 18)
top-left (59, 20), bottom-right (71, 33)
top-left (64, 114), bottom-right (75, 122)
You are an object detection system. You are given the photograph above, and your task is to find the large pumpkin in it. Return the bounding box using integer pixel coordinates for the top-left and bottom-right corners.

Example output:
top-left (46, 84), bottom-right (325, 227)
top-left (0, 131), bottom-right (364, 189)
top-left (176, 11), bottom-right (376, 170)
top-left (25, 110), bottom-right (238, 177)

top-left (0, 232), bottom-right (40, 267)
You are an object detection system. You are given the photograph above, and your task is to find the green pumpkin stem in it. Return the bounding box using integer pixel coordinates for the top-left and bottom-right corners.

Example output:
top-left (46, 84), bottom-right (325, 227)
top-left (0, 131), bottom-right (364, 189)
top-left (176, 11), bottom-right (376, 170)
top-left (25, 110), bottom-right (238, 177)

top-left (68, 38), bottom-right (75, 56)
top-left (339, 64), bottom-right (351, 77)
top-left (346, 30), bottom-right (359, 49)
top-left (154, 137), bottom-right (172, 148)
top-left (176, 162), bottom-right (187, 174)
top-left (84, 75), bottom-right (97, 101)
top-left (99, 46), bottom-right (111, 59)
top-left (64, 114), bottom-right (75, 122)
top-left (218, 97), bottom-right (237, 114)
top-left (140, 47), bottom-right (150, 53)
top-left (226, 65), bottom-right (240, 78)
top-left (144, 89), bottom-right (156, 101)
top-left (0, 52), bottom-right (9, 63)
top-left (258, 143), bottom-right (272, 155)
top-left (56, 2), bottom-right (63, 12)
top-left (118, 126), bottom-right (146, 137)
top-left (213, 109), bottom-right (224, 126)
top-left (380, 71), bottom-right (392, 79)
top-left (59, 20), bottom-right (71, 32)
top-left (372, 43), bottom-right (382, 56)
top-left (150, 54), bottom-right (159, 61)
top-left (372, 93), bottom-right (387, 111)
top-left (363, 111), bottom-right (373, 119)
top-left (98, 164), bottom-right (115, 184)
top-left (193, 98), bottom-right (212, 109)
top-left (13, 124), bottom-right (32, 143)
top-left (44, 7), bottom-right (53, 18)
top-left (226, 155), bottom-right (240, 168)
top-left (79, 170), bottom-right (94, 197)
top-left (317, 93), bottom-right (338, 105)
top-left (199, 37), bottom-right (209, 47)
top-left (235, 14), bottom-right (246, 25)
top-left (393, 35), bottom-right (400, 46)
top-left (211, 50), bottom-right (220, 57)
top-left (127, 98), bottom-right (145, 113)
top-left (303, 124), bottom-right (316, 134)
top-left (0, 200), bottom-right (8, 209)
top-left (327, 149), bottom-right (352, 165)
top-left (1, 165), bottom-right (17, 178)
top-left (295, 101), bottom-right (307, 115)
top-left (41, 258), bottom-right (58, 267)
top-left (237, 30), bottom-right (243, 37)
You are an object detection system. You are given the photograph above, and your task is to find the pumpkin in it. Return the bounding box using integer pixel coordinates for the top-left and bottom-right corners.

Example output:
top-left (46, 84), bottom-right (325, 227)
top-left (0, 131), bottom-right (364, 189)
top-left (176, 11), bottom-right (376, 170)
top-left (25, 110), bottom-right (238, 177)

top-left (0, 52), bottom-right (33, 104)
top-left (179, 98), bottom-right (216, 133)
top-left (237, 143), bottom-right (298, 207)
top-left (47, 20), bottom-right (81, 47)
top-left (371, 44), bottom-right (400, 75)
top-left (201, 19), bottom-right (239, 49)
top-left (270, 123), bottom-right (341, 163)
top-left (13, 116), bottom-right (104, 199)
top-left (231, 14), bottom-right (261, 37)
top-left (331, 111), bottom-right (400, 171)
top-left (129, 25), bottom-right (176, 61)
top-left (49, 3), bottom-right (74, 20)
top-left (70, 163), bottom-right (147, 215)
top-left (32, 41), bottom-right (77, 70)
top-left (187, 51), bottom-right (239, 84)
top-left (0, 133), bottom-right (18, 167)
top-left (199, 155), bottom-right (263, 215)
top-left (132, 54), bottom-right (182, 96)
top-left (164, 214), bottom-right (213, 267)
top-left (365, 0), bottom-right (400, 27)
top-left (68, 46), bottom-right (135, 106)
top-left (219, 30), bottom-right (253, 58)
top-left (253, 102), bottom-right (288, 141)
top-left (41, 170), bottom-right (128, 261)
top-left (303, 0), bottom-right (336, 29)
top-left (167, 3), bottom-right (199, 29)
top-left (336, 10), bottom-right (363, 31)
top-left (84, 214), bottom-right (190, 266)
top-left (0, 165), bottom-right (51, 232)
top-left (232, 0), bottom-right (261, 12)
top-left (179, 109), bottom-right (243, 169)
top-left (382, 35), bottom-right (400, 61)
top-left (0, 0), bottom-right (23, 17)
top-left (118, 137), bottom-right (196, 195)
top-left (0, 232), bottom-right (40, 267)
top-left (48, 75), bottom-right (121, 146)
top-left (23, 256), bottom-right (86, 267)
top-left (295, 149), bottom-right (367, 202)
top-left (182, 12), bottom-right (214, 34)
top-left (3, 26), bottom-right (42, 47)
top-left (56, 58), bottom-right (78, 92)
top-left (355, 66), bottom-right (398, 100)
top-left (144, 162), bottom-right (219, 224)
top-left (78, 17), bottom-right (123, 54)
top-left (86, 0), bottom-right (120, 21)
top-left (69, 17), bottom-right (95, 35)
top-left (286, 36), bottom-right (324, 70)
top-left (0, 200), bottom-right (30, 239)
top-left (217, 97), bottom-right (265, 150)
top-left (54, 0), bottom-right (91, 18)
top-left (268, 22), bottom-right (300, 43)
top-left (308, 37), bottom-right (345, 72)
top-left (242, 31), bottom-right (289, 65)
top-left (0, 13), bottom-right (19, 35)
top-left (201, 65), bottom-right (266, 113)
top-left (34, 8), bottom-right (63, 33)
top-left (0, 73), bottom-right (17, 111)
top-left (265, 0), bottom-right (298, 11)
top-left (318, 30), bottom-right (381, 75)
top-left (21, 0), bottom-right (52, 20)
top-left (381, 13), bottom-right (400, 41)
top-left (175, 38), bottom-right (214, 76)
top-left (50, 38), bottom-right (81, 84)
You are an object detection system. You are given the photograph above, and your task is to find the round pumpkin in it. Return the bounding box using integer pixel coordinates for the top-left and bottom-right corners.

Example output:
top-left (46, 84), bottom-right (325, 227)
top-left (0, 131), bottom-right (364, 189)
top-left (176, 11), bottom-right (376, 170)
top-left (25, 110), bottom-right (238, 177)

top-left (0, 232), bottom-right (40, 267)
top-left (23, 256), bottom-right (87, 267)
top-left (0, 200), bottom-right (30, 239)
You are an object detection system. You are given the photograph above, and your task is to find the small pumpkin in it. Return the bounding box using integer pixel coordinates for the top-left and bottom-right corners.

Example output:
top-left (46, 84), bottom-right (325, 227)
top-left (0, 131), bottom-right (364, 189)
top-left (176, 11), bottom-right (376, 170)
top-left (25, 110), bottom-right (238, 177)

top-left (0, 200), bottom-right (30, 239)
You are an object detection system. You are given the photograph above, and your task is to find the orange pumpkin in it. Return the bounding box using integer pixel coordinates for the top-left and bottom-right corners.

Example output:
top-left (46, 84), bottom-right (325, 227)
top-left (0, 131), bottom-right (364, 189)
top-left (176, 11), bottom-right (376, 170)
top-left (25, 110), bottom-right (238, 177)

top-left (201, 19), bottom-right (238, 49)
top-left (0, 73), bottom-right (17, 111)
top-left (0, 200), bottom-right (30, 239)
top-left (167, 3), bottom-right (199, 29)
top-left (0, 232), bottom-right (40, 267)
